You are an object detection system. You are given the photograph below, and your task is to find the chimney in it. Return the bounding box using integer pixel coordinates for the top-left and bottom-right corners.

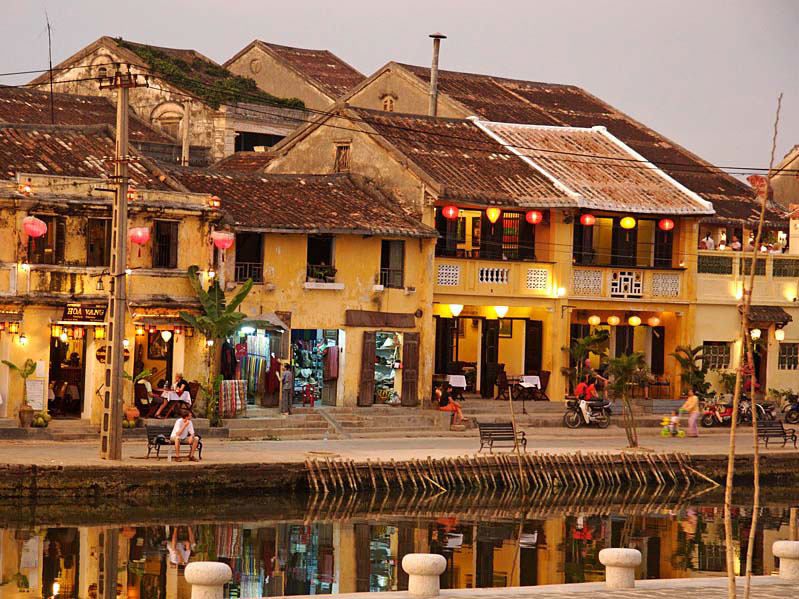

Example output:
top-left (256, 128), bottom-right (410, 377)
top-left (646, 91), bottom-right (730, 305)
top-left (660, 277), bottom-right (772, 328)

top-left (428, 32), bottom-right (447, 117)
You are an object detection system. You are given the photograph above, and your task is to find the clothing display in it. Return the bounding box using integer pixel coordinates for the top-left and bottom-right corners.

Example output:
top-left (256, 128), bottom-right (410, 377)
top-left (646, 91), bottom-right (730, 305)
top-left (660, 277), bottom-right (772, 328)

top-left (219, 380), bottom-right (247, 418)
top-left (221, 340), bottom-right (237, 380)
top-left (265, 356), bottom-right (281, 394)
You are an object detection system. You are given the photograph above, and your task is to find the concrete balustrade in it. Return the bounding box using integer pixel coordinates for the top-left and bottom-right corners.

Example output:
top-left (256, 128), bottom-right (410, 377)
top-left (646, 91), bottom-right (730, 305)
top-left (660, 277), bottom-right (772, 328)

top-left (401, 553), bottom-right (447, 597)
top-left (598, 548), bottom-right (641, 589)
top-left (773, 540), bottom-right (799, 581)
top-left (185, 562), bottom-right (232, 599)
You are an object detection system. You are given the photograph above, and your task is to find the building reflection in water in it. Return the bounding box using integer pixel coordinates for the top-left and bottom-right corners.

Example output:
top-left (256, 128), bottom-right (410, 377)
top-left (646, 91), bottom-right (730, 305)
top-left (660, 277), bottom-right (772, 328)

top-left (0, 500), bottom-right (795, 598)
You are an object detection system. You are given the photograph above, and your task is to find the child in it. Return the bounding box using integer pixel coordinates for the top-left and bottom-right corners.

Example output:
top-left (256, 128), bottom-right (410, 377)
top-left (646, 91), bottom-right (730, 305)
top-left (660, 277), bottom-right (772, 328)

top-left (669, 410), bottom-right (681, 436)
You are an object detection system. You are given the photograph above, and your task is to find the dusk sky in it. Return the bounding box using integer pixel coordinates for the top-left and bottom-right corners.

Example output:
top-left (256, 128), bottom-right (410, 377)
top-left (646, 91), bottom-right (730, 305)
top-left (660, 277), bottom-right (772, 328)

top-left (3, 0), bottom-right (796, 174)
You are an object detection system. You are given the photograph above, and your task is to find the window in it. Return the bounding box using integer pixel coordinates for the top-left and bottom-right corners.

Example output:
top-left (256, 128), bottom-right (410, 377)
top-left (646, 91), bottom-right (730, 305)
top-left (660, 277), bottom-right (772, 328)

top-left (778, 343), bottom-right (799, 370)
top-left (334, 144), bottom-right (350, 173)
top-left (703, 341), bottom-right (731, 370)
top-left (28, 215), bottom-right (66, 264)
top-left (156, 116), bottom-right (181, 139)
top-left (306, 234), bottom-right (335, 282)
top-left (97, 65), bottom-right (108, 79)
top-left (435, 208), bottom-right (535, 260)
top-left (234, 232), bottom-right (263, 282)
top-left (382, 96), bottom-right (395, 112)
top-left (380, 240), bottom-right (404, 288)
top-left (153, 221), bottom-right (178, 269)
top-left (87, 218), bottom-right (112, 267)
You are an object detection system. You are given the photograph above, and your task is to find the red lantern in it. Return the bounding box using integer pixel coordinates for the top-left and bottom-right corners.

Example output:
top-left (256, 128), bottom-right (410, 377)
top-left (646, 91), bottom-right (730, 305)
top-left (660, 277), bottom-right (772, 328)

top-left (23, 216), bottom-right (47, 238)
top-left (486, 207), bottom-right (502, 224)
top-left (525, 210), bottom-right (543, 225)
top-left (128, 227), bottom-right (150, 257)
top-left (441, 205), bottom-right (459, 220)
top-left (580, 213), bottom-right (596, 226)
top-left (658, 218), bottom-right (675, 231)
top-left (211, 231), bottom-right (234, 250)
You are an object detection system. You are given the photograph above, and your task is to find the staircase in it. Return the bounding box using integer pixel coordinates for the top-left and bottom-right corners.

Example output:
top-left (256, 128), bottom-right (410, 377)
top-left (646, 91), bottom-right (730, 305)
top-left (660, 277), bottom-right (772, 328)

top-left (47, 419), bottom-right (100, 441)
top-left (226, 408), bottom-right (334, 440)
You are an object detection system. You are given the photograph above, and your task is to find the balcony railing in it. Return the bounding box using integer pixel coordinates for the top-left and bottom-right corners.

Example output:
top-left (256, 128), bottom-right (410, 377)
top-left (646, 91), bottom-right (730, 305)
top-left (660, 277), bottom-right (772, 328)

top-left (696, 250), bottom-right (799, 303)
top-left (571, 266), bottom-right (682, 300)
top-left (697, 251), bottom-right (799, 278)
top-left (434, 257), bottom-right (552, 296)
top-left (235, 262), bottom-right (263, 283)
top-left (379, 267), bottom-right (404, 289)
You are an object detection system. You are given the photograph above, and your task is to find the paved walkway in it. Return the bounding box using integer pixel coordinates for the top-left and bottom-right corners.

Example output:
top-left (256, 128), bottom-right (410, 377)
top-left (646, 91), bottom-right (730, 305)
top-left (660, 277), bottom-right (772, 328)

top-left (0, 427), bottom-right (794, 467)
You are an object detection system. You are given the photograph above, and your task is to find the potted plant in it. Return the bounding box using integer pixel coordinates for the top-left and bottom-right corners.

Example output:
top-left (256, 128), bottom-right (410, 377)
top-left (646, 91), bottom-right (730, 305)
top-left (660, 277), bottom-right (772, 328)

top-left (2, 359), bottom-right (37, 428)
top-left (122, 368), bottom-right (153, 422)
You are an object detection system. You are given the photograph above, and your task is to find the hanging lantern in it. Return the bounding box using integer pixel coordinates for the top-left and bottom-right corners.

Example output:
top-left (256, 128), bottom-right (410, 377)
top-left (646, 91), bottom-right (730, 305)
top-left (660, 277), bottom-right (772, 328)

top-left (209, 195), bottom-right (221, 209)
top-left (607, 316), bottom-right (620, 327)
top-left (51, 325), bottom-right (62, 338)
top-left (647, 316), bottom-right (661, 327)
top-left (775, 329), bottom-right (785, 341)
top-left (23, 216), bottom-right (48, 238)
top-left (8, 322), bottom-right (19, 334)
top-left (750, 328), bottom-right (761, 340)
top-left (94, 326), bottom-right (106, 340)
top-left (19, 182), bottom-right (32, 195)
top-left (72, 327), bottom-right (84, 339)
top-left (486, 207), bottom-right (502, 224)
top-left (128, 227), bottom-right (150, 257)
top-left (658, 218), bottom-right (675, 231)
top-left (494, 305), bottom-right (508, 319)
top-left (441, 205), bottom-right (459, 220)
top-left (628, 315), bottom-right (642, 327)
top-left (59, 331), bottom-right (68, 343)
top-left (211, 230), bottom-right (235, 250)
top-left (620, 216), bottom-right (637, 229)
top-left (580, 213), bottom-right (596, 226)
top-left (449, 304), bottom-right (463, 317)
top-left (587, 315), bottom-right (601, 326)
top-left (149, 326), bottom-right (156, 334)
top-left (174, 326), bottom-right (183, 336)
top-left (160, 330), bottom-right (173, 343)
top-left (18, 333), bottom-right (27, 346)
top-left (185, 327), bottom-right (194, 337)
top-left (525, 210), bottom-right (543, 225)
top-left (126, 188), bottom-right (137, 202)
top-left (135, 325), bottom-right (145, 336)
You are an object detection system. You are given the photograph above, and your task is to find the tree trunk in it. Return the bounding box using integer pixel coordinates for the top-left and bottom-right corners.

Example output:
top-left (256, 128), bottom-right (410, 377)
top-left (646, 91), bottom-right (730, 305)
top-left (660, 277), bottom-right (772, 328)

top-left (623, 395), bottom-right (638, 448)
top-left (743, 334), bottom-right (760, 599)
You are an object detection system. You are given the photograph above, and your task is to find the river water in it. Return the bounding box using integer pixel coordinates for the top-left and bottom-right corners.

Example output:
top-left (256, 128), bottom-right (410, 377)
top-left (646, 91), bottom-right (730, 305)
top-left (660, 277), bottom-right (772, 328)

top-left (0, 487), bottom-right (794, 598)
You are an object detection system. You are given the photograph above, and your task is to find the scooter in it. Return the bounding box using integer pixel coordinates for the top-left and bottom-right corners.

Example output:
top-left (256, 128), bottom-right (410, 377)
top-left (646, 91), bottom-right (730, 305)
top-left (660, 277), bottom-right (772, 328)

top-left (782, 394), bottom-right (799, 424)
top-left (701, 398), bottom-right (744, 427)
top-left (564, 397), bottom-right (612, 429)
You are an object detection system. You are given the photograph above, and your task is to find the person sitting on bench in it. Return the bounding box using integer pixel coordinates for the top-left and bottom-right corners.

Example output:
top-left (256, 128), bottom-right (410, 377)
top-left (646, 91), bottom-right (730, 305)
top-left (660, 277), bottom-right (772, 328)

top-left (438, 383), bottom-right (468, 424)
top-left (170, 408), bottom-right (199, 462)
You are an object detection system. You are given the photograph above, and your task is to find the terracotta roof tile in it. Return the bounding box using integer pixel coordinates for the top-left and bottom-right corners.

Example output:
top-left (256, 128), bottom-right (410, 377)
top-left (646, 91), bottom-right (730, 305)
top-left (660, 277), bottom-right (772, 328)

top-left (210, 151), bottom-right (271, 173)
top-left (259, 42), bottom-right (365, 99)
top-left (398, 64), bottom-right (772, 222)
top-left (0, 124), bottom-right (172, 189)
top-left (167, 167), bottom-right (435, 237)
top-left (479, 122), bottom-right (713, 215)
top-left (351, 108), bottom-right (572, 207)
top-left (744, 305), bottom-right (792, 327)
top-left (0, 86), bottom-right (173, 144)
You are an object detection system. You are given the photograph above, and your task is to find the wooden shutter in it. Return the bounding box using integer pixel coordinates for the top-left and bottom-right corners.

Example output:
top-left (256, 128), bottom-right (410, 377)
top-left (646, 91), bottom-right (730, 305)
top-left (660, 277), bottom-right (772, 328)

top-left (401, 332), bottom-right (419, 406)
top-left (654, 229), bottom-right (673, 267)
top-left (612, 218), bottom-right (637, 266)
top-left (524, 320), bottom-right (543, 374)
top-left (651, 326), bottom-right (665, 375)
top-left (480, 320), bottom-right (500, 397)
top-left (480, 213), bottom-right (503, 260)
top-left (55, 217), bottom-right (67, 264)
top-left (434, 317), bottom-right (456, 374)
top-left (358, 331), bottom-right (376, 406)
top-left (355, 524), bottom-right (370, 592)
top-left (168, 222), bottom-right (179, 268)
top-left (519, 216), bottom-right (536, 260)
top-left (615, 325), bottom-right (634, 357)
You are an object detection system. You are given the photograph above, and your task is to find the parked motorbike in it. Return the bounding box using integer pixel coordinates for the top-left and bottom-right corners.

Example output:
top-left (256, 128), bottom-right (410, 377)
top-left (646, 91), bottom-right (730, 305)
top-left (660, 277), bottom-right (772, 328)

top-left (739, 397), bottom-right (778, 423)
top-left (701, 396), bottom-right (776, 427)
top-left (782, 394), bottom-right (799, 424)
top-left (564, 398), bottom-right (612, 429)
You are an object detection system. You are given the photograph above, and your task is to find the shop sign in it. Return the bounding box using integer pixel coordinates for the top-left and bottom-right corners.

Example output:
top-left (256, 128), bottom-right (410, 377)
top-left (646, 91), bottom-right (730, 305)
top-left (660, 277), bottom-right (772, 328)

top-left (95, 345), bottom-right (130, 363)
top-left (63, 303), bottom-right (107, 322)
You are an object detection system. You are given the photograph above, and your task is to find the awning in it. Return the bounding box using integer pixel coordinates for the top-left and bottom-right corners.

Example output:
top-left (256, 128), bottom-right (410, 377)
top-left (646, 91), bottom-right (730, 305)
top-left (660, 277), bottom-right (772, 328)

top-left (0, 310), bottom-right (22, 322)
top-left (741, 305), bottom-right (793, 328)
top-left (132, 313), bottom-right (195, 326)
top-left (241, 312), bottom-right (288, 332)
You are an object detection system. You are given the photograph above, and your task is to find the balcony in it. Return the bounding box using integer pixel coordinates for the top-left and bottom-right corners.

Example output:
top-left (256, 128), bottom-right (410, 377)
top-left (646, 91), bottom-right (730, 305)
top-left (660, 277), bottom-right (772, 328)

top-left (571, 265), bottom-right (684, 301)
top-left (235, 261), bottom-right (264, 283)
top-left (434, 258), bottom-right (554, 297)
top-left (697, 250), bottom-right (799, 303)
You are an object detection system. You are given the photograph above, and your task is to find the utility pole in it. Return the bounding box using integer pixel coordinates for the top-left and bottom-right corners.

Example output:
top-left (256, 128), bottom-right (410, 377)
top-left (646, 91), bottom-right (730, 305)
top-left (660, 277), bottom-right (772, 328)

top-left (45, 12), bottom-right (54, 124)
top-left (99, 65), bottom-right (146, 460)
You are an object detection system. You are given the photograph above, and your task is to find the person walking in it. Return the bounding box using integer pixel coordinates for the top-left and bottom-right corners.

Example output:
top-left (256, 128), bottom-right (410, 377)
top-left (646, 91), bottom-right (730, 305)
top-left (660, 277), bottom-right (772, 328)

top-left (681, 388), bottom-right (700, 437)
top-left (280, 362), bottom-right (293, 416)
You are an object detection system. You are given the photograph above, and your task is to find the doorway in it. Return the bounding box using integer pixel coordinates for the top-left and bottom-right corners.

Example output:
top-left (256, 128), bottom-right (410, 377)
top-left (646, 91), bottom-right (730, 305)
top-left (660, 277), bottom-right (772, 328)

top-left (134, 330), bottom-right (174, 389)
top-left (480, 320), bottom-right (499, 398)
top-left (48, 328), bottom-right (87, 418)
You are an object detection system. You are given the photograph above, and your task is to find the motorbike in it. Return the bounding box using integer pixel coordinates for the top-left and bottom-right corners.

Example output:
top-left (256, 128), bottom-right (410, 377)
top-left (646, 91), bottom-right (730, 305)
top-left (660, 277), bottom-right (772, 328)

top-left (564, 397), bottom-right (612, 429)
top-left (782, 394), bottom-right (799, 424)
top-left (739, 397), bottom-right (778, 423)
top-left (701, 395), bottom-right (777, 427)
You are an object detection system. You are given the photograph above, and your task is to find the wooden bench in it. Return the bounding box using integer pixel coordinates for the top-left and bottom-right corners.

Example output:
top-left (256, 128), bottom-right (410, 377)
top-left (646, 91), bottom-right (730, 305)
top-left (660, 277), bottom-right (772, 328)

top-left (756, 420), bottom-right (797, 448)
top-left (145, 425), bottom-right (203, 460)
top-left (477, 422), bottom-right (527, 453)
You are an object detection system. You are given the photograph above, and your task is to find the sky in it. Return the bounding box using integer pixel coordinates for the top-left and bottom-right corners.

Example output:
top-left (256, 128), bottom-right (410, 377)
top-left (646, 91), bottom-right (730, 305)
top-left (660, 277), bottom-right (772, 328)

top-left (2, 0), bottom-right (797, 173)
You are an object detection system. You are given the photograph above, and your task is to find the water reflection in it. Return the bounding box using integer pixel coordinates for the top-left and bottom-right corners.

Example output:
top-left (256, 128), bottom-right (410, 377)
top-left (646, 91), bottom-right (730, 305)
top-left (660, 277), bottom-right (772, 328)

top-left (0, 490), bottom-right (795, 598)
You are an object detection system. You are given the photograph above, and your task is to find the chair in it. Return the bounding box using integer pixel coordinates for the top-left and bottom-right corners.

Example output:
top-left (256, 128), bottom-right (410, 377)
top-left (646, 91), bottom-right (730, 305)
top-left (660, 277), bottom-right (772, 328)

top-left (302, 384), bottom-right (316, 407)
top-left (135, 382), bottom-right (159, 418)
top-left (495, 370), bottom-right (510, 401)
top-left (531, 370), bottom-right (551, 401)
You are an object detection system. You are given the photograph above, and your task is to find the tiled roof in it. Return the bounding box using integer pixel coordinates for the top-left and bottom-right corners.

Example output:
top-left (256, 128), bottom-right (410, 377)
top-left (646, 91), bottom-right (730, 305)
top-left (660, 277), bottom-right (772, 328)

top-left (0, 86), bottom-right (173, 143)
top-left (478, 122), bottom-right (713, 215)
top-left (397, 63), bottom-right (764, 218)
top-left (0, 124), bottom-right (172, 189)
top-left (257, 42), bottom-right (365, 99)
top-left (210, 151), bottom-right (271, 173)
top-left (744, 305), bottom-right (792, 327)
top-left (167, 168), bottom-right (436, 237)
top-left (350, 108), bottom-right (572, 207)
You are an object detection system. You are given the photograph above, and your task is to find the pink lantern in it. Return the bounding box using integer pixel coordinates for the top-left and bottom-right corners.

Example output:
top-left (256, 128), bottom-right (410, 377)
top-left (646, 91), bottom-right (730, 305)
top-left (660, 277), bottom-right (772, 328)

top-left (129, 227), bottom-right (150, 257)
top-left (23, 216), bottom-right (47, 238)
top-left (211, 231), bottom-right (235, 250)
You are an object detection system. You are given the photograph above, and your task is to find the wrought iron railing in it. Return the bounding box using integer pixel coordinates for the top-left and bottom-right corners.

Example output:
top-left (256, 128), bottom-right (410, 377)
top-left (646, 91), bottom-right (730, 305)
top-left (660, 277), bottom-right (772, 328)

top-left (235, 262), bottom-right (263, 283)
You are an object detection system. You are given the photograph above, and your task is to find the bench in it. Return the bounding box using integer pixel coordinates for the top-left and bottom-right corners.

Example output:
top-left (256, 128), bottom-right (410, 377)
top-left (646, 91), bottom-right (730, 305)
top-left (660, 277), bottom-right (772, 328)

top-left (477, 422), bottom-right (527, 453)
top-left (756, 420), bottom-right (797, 448)
top-left (145, 425), bottom-right (203, 460)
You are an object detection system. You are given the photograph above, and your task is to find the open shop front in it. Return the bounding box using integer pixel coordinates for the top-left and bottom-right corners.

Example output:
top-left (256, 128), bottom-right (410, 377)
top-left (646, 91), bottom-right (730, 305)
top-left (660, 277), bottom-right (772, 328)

top-left (290, 329), bottom-right (342, 407)
top-left (233, 314), bottom-right (288, 409)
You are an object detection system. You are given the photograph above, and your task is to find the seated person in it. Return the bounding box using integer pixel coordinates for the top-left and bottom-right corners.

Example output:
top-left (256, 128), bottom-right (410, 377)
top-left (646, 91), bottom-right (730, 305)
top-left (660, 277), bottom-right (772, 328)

top-left (154, 373), bottom-right (191, 418)
top-left (574, 375), bottom-right (597, 401)
top-left (438, 383), bottom-right (468, 424)
top-left (170, 408), bottom-right (200, 462)
top-left (166, 526), bottom-right (195, 566)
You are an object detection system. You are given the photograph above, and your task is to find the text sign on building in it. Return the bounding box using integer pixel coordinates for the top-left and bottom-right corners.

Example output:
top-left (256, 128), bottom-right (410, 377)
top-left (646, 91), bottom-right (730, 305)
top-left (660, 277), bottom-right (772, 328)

top-left (62, 303), bottom-right (107, 322)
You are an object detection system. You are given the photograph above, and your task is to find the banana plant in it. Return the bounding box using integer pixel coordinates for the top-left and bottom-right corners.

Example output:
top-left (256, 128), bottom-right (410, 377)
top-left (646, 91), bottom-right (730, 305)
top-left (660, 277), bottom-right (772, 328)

top-left (1, 359), bottom-right (36, 407)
